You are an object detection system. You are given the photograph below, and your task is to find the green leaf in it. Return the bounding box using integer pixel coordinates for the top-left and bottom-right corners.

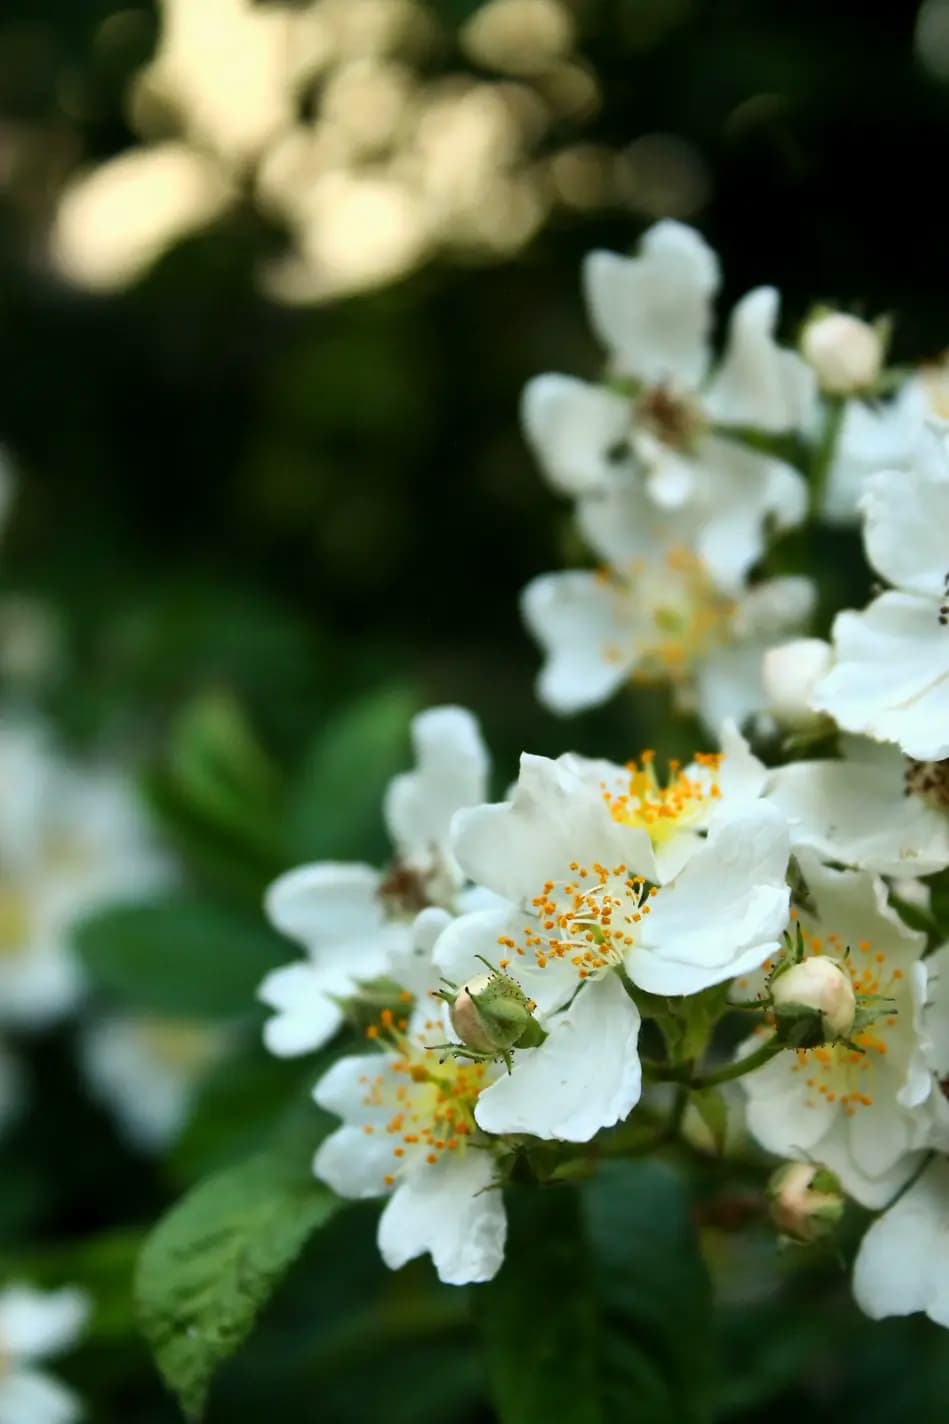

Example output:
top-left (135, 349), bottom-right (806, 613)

top-left (286, 684), bottom-right (419, 863)
top-left (475, 1162), bottom-right (712, 1424)
top-left (74, 895), bottom-right (288, 1018)
top-left (136, 1151), bottom-right (339, 1421)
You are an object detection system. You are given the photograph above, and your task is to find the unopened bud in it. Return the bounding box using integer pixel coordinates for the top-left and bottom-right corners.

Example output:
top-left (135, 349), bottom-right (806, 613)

top-left (450, 970), bottom-right (543, 1056)
top-left (801, 312), bottom-right (884, 395)
top-left (771, 956), bottom-right (856, 1046)
top-left (763, 638), bottom-right (833, 733)
top-left (768, 1161), bottom-right (845, 1244)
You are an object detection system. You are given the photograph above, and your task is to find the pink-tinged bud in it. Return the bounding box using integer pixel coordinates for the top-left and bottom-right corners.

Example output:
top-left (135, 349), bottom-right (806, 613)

top-left (768, 1161), bottom-right (844, 1244)
top-left (772, 956), bottom-right (856, 1042)
top-left (801, 312), bottom-right (884, 395)
top-left (763, 637), bottom-right (833, 732)
top-left (450, 974), bottom-right (499, 1055)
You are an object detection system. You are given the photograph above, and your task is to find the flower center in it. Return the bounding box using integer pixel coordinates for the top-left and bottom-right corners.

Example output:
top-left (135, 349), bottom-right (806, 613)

top-left (361, 1010), bottom-right (489, 1187)
top-left (378, 851), bottom-right (456, 918)
top-left (780, 922), bottom-right (904, 1115)
top-left (637, 383), bottom-right (705, 452)
top-left (600, 548), bottom-right (736, 681)
top-left (602, 748), bottom-right (723, 846)
top-left (0, 884), bottom-right (29, 961)
top-left (496, 862), bottom-right (657, 980)
top-left (135, 1020), bottom-right (223, 1072)
top-left (904, 757), bottom-right (949, 809)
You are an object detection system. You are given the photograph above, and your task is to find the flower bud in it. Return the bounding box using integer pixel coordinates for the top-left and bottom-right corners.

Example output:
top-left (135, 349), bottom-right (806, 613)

top-left (768, 1162), bottom-right (845, 1244)
top-left (450, 970), bottom-right (542, 1056)
top-left (771, 956), bottom-right (856, 1046)
top-left (801, 312), bottom-right (884, 395)
top-left (762, 638), bottom-right (833, 732)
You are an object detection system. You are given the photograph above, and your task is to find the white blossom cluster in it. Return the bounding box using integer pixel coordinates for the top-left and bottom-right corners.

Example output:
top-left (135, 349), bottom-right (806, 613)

top-left (260, 222), bottom-right (949, 1334)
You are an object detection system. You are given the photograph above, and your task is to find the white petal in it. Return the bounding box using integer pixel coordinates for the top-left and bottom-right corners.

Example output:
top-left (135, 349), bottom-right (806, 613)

top-left (694, 645), bottom-right (769, 737)
top-left (259, 962), bottom-right (347, 1057)
top-left (577, 480), bottom-right (699, 570)
top-left (813, 594), bottom-right (949, 759)
top-left (0, 1287), bottom-right (88, 1360)
top-left (264, 863), bottom-right (385, 951)
top-left (801, 859), bottom-right (926, 969)
top-left (767, 756), bottom-right (949, 877)
top-left (582, 221), bottom-right (719, 387)
top-left (474, 974), bottom-right (642, 1142)
top-left (924, 944), bottom-right (949, 1077)
top-left (716, 719), bottom-right (769, 802)
top-left (521, 571), bottom-right (635, 714)
top-left (817, 1136), bottom-right (922, 1210)
top-left (313, 1052), bottom-right (395, 1123)
top-left (692, 435), bottom-right (808, 592)
top-left (377, 1151), bottom-right (506, 1285)
top-left (313, 1125), bottom-right (396, 1199)
top-left (450, 753), bottom-right (629, 908)
top-left (742, 1047), bottom-right (838, 1155)
top-left (733, 577), bottom-right (816, 639)
top-left (383, 706), bottom-right (488, 862)
top-left (0, 1369), bottom-right (81, 1424)
top-left (521, 374), bottom-right (632, 496)
top-left (634, 804), bottom-right (789, 977)
top-left (854, 1159), bottom-right (949, 1325)
top-left (862, 462), bottom-right (949, 597)
top-left (703, 286), bottom-right (817, 433)
top-left (821, 394), bottom-right (918, 526)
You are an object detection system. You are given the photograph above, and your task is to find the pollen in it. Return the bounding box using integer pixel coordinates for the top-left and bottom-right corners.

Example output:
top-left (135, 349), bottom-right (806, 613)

top-left (602, 747), bottom-right (725, 847)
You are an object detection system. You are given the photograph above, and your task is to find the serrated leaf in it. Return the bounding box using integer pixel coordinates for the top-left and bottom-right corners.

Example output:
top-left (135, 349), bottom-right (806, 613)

top-left (136, 1151), bottom-right (339, 1421)
top-left (475, 1161), bottom-right (712, 1424)
top-left (74, 895), bottom-right (287, 1018)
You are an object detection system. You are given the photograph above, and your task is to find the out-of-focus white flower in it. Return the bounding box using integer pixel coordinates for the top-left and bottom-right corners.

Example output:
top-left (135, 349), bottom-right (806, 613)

top-left (767, 735), bottom-right (949, 878)
top-left (801, 312), bottom-right (884, 396)
top-left (522, 220), bottom-right (813, 586)
top-left (0, 721), bottom-right (171, 1029)
top-left (820, 366), bottom-right (949, 526)
top-left (259, 706), bottom-right (491, 1058)
top-left (812, 450), bottom-right (949, 758)
top-left (0, 1283), bottom-right (89, 1424)
top-left (740, 859), bottom-right (941, 1207)
top-left (0, 600), bottom-right (64, 690)
top-left (313, 997), bottom-right (507, 1286)
top-left (762, 637), bottom-right (833, 732)
top-left (852, 942), bottom-right (949, 1324)
top-left (522, 483), bottom-right (814, 731)
top-left (431, 754), bottom-right (789, 1142)
top-left (80, 1015), bottom-right (228, 1152)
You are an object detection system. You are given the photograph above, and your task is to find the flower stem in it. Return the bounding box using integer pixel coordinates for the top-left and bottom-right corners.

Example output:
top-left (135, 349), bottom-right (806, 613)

top-left (809, 395), bottom-right (846, 518)
top-left (643, 1036), bottom-right (784, 1089)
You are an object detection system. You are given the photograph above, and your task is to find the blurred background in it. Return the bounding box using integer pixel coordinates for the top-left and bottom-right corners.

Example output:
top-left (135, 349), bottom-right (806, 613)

top-left (3, 1), bottom-right (949, 1420)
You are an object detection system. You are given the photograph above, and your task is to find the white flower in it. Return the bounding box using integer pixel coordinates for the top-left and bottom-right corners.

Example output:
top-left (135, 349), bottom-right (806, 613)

top-left (561, 719), bottom-right (767, 884)
top-left (522, 221), bottom-right (812, 587)
top-left (739, 859), bottom-right (939, 1207)
top-left (80, 1015), bottom-right (227, 1152)
top-left (801, 312), bottom-right (883, 396)
top-left (259, 706), bottom-right (490, 1058)
top-left (522, 483), bottom-right (815, 730)
top-left (313, 1007), bottom-right (507, 1286)
top-left (812, 450), bottom-right (949, 758)
top-left (820, 365), bottom-right (949, 525)
top-left (852, 941), bottom-right (949, 1324)
top-left (762, 637), bottom-right (833, 732)
top-left (0, 1283), bottom-right (89, 1424)
top-left (431, 754), bottom-right (789, 1141)
top-left (0, 720), bottom-right (170, 1030)
top-left (767, 735), bottom-right (949, 878)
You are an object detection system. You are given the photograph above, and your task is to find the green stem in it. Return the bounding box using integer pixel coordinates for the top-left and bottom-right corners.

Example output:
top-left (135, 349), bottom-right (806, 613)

top-left (809, 395), bottom-right (846, 518)
top-left (643, 1036), bottom-right (784, 1090)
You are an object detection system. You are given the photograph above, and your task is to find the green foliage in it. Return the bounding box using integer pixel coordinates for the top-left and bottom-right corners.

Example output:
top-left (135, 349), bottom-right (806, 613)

top-left (286, 683), bottom-right (419, 864)
top-left (74, 895), bottom-right (287, 1019)
top-left (136, 1150), bottom-right (340, 1422)
top-left (475, 1160), bottom-right (713, 1424)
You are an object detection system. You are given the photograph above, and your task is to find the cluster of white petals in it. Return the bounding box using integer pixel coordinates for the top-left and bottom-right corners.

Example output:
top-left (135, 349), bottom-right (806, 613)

top-left (0, 1283), bottom-right (89, 1424)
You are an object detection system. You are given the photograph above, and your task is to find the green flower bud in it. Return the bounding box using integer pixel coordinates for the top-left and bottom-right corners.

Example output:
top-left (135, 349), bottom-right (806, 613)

top-left (451, 971), bottom-right (535, 1054)
top-left (768, 1162), bottom-right (845, 1245)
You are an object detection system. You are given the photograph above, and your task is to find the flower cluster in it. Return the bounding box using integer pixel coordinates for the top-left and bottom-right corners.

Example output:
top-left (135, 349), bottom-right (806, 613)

top-left (259, 221), bottom-right (949, 1336)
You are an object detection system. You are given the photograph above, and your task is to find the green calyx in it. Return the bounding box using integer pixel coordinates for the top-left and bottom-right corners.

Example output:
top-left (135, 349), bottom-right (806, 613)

top-left (433, 957), bottom-right (547, 1071)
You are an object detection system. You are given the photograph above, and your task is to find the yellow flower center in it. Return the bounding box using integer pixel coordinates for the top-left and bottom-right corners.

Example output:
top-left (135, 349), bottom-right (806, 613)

top-left (361, 1011), bottom-right (489, 1187)
top-left (497, 862), bottom-right (658, 980)
top-left (135, 1020), bottom-right (223, 1072)
top-left (600, 548), bottom-right (736, 682)
top-left (602, 748), bottom-right (724, 847)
